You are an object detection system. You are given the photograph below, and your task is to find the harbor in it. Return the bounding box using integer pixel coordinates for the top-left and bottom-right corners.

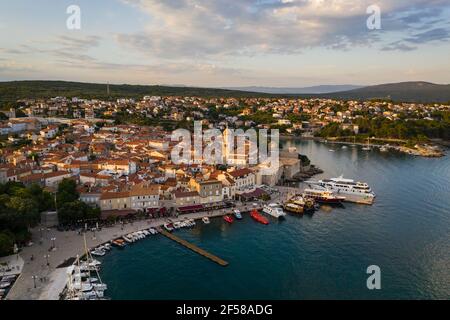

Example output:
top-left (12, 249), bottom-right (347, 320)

top-left (96, 140), bottom-right (450, 300)
top-left (3, 140), bottom-right (450, 300)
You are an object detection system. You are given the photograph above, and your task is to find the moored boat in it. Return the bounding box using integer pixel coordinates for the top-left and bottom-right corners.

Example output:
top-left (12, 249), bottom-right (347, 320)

top-left (90, 249), bottom-right (106, 257)
top-left (163, 223), bottom-right (174, 232)
top-left (283, 202), bottom-right (304, 214)
top-left (233, 209), bottom-right (243, 220)
top-left (202, 216), bottom-right (210, 224)
top-left (262, 203), bottom-right (286, 219)
top-left (223, 215), bottom-right (234, 224)
top-left (306, 175), bottom-right (375, 204)
top-left (112, 239), bottom-right (126, 248)
top-left (250, 209), bottom-right (269, 225)
top-left (303, 188), bottom-right (345, 204)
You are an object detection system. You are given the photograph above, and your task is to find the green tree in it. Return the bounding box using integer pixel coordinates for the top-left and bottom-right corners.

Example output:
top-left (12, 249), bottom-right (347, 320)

top-left (56, 179), bottom-right (79, 207)
top-left (0, 232), bottom-right (14, 257)
top-left (58, 201), bottom-right (100, 225)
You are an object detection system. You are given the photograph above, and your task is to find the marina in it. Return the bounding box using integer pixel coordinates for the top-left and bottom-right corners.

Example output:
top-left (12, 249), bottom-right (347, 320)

top-left (3, 140), bottom-right (450, 300)
top-left (95, 140), bottom-right (449, 300)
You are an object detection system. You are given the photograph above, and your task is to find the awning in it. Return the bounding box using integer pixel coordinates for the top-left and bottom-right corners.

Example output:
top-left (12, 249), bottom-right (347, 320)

top-left (239, 188), bottom-right (267, 199)
top-left (101, 209), bottom-right (137, 220)
top-left (177, 204), bottom-right (204, 213)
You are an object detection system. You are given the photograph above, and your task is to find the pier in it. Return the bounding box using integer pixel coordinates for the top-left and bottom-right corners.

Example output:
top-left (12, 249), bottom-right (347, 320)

top-left (158, 228), bottom-right (229, 267)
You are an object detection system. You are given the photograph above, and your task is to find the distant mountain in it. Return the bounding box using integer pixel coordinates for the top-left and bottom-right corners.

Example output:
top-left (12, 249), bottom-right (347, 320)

top-left (323, 82), bottom-right (450, 103)
top-left (223, 85), bottom-right (362, 94)
top-left (0, 80), bottom-right (449, 104)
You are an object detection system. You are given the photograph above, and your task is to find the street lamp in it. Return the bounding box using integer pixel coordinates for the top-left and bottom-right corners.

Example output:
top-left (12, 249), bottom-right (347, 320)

top-left (32, 275), bottom-right (38, 288)
top-left (51, 237), bottom-right (56, 249)
top-left (44, 254), bottom-right (50, 266)
top-left (39, 227), bottom-right (44, 244)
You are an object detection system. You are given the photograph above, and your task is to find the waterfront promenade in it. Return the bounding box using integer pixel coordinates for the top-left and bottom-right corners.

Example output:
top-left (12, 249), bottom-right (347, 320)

top-left (6, 201), bottom-right (272, 300)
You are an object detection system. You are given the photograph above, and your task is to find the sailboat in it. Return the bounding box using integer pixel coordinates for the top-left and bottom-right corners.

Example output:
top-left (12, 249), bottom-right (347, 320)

top-left (65, 235), bottom-right (109, 300)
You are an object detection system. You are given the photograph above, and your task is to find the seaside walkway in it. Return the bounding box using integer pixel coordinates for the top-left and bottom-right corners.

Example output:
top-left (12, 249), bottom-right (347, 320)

top-left (158, 228), bottom-right (229, 267)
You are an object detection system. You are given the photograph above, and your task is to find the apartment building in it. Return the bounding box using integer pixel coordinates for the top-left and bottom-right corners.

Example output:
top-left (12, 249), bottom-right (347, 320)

top-left (99, 192), bottom-right (131, 211)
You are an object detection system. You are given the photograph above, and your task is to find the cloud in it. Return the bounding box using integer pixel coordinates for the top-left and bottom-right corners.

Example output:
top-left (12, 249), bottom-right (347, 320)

top-left (115, 0), bottom-right (450, 58)
top-left (405, 28), bottom-right (450, 44)
top-left (381, 42), bottom-right (417, 52)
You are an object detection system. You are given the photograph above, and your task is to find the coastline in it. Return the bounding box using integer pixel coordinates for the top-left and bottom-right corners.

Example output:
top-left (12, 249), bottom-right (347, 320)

top-left (280, 134), bottom-right (446, 157)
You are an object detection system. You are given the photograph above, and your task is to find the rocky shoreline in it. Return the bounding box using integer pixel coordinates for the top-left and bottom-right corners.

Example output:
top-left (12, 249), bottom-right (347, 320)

top-left (286, 165), bottom-right (324, 183)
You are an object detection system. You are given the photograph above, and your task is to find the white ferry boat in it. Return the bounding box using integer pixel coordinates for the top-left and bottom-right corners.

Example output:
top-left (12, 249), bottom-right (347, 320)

top-left (306, 175), bottom-right (376, 205)
top-left (262, 203), bottom-right (286, 219)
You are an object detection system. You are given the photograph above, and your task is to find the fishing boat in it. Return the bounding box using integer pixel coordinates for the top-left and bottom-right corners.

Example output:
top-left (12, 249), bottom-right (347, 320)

top-left (148, 227), bottom-right (158, 235)
top-left (303, 188), bottom-right (346, 204)
top-left (250, 210), bottom-right (269, 225)
top-left (223, 215), bottom-right (234, 224)
top-left (233, 209), bottom-right (243, 220)
top-left (202, 217), bottom-right (210, 224)
top-left (262, 203), bottom-right (286, 219)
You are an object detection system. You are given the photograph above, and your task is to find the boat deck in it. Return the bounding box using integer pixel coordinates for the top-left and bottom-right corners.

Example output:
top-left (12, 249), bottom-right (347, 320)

top-left (157, 228), bottom-right (229, 267)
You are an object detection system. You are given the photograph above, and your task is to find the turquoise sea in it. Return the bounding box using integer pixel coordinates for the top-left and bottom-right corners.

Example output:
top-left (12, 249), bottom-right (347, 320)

top-left (99, 140), bottom-right (450, 299)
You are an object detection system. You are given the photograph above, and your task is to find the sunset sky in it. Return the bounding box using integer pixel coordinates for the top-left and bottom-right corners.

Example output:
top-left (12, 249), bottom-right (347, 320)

top-left (1, 0), bottom-right (450, 87)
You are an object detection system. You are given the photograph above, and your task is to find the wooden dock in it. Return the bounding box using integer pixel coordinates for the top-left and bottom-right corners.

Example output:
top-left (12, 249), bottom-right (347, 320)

top-left (158, 228), bottom-right (229, 267)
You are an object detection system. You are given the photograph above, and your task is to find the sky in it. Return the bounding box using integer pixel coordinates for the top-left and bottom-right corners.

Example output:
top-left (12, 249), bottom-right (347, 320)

top-left (0, 0), bottom-right (450, 87)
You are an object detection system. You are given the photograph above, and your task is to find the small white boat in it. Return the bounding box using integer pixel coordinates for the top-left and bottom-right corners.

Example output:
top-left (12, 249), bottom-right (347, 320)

top-left (1, 275), bottom-right (16, 282)
top-left (262, 203), bottom-right (287, 219)
top-left (92, 283), bottom-right (107, 291)
top-left (123, 235), bottom-right (133, 243)
top-left (173, 222), bottom-right (182, 229)
top-left (142, 230), bottom-right (150, 236)
top-left (133, 232), bottom-right (141, 240)
top-left (148, 228), bottom-right (158, 235)
top-left (90, 249), bottom-right (106, 257)
top-left (0, 281), bottom-right (11, 289)
top-left (137, 231), bottom-right (145, 238)
top-left (202, 217), bottom-right (210, 224)
top-left (341, 145), bottom-right (348, 149)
